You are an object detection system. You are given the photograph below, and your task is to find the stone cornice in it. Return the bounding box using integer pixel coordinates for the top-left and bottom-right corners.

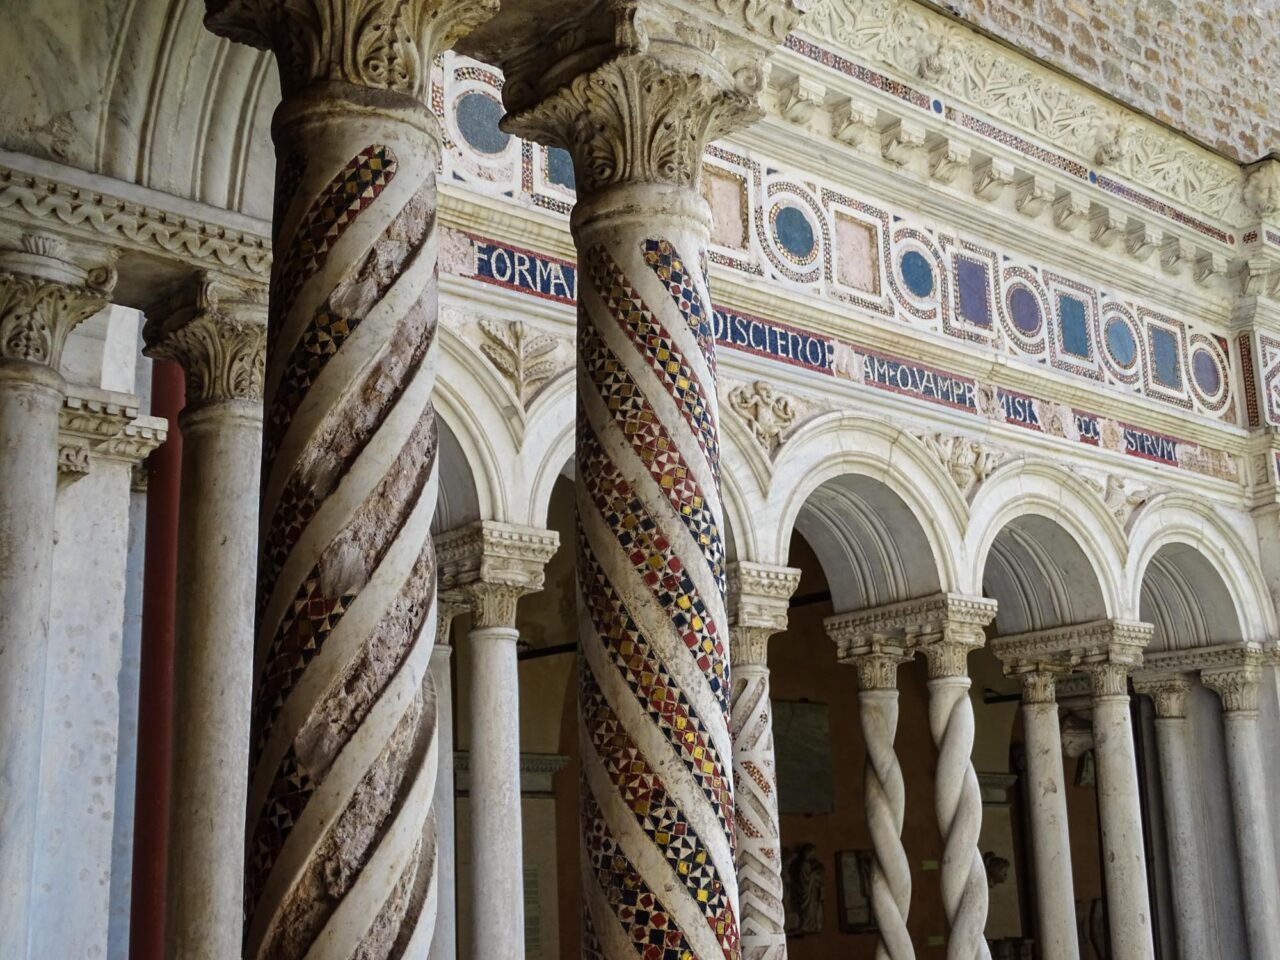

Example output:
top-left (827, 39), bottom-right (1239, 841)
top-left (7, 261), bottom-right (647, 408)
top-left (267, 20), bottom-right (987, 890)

top-left (57, 386), bottom-right (168, 473)
top-left (436, 520), bottom-right (559, 627)
top-left (825, 592), bottom-right (997, 657)
top-left (1138, 643), bottom-right (1274, 677)
top-left (992, 619), bottom-right (1153, 673)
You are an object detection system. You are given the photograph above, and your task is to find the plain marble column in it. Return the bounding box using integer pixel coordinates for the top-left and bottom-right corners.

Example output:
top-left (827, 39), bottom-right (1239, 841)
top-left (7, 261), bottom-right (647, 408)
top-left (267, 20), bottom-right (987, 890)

top-left (1084, 659), bottom-right (1155, 960)
top-left (1132, 675), bottom-right (1208, 960)
top-left (1013, 670), bottom-right (1079, 960)
top-left (143, 274), bottom-right (266, 960)
top-left (1203, 661), bottom-right (1280, 960)
top-left (429, 600), bottom-right (463, 960)
top-left (0, 241), bottom-right (113, 959)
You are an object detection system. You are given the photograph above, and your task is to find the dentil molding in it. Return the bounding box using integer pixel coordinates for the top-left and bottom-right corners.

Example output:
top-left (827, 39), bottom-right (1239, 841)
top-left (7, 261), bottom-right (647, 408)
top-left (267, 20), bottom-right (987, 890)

top-left (57, 386), bottom-right (167, 481)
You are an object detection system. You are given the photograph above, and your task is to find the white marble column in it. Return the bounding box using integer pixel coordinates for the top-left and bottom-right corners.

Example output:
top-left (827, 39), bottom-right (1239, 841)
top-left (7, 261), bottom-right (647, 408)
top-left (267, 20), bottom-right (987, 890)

top-left (726, 562), bottom-right (800, 960)
top-left (142, 273), bottom-right (266, 960)
top-left (1083, 656), bottom-right (1155, 960)
top-left (1203, 658), bottom-right (1280, 960)
top-left (1010, 668), bottom-right (1078, 960)
top-left (438, 521), bottom-right (558, 960)
top-left (0, 238), bottom-right (114, 959)
top-left (1132, 675), bottom-right (1207, 960)
top-left (429, 599), bottom-right (463, 960)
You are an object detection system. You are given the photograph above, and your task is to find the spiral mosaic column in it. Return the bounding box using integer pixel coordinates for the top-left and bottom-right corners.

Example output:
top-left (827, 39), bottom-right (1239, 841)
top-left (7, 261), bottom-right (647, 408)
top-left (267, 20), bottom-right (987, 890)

top-left (459, 5), bottom-right (804, 956)
top-left (202, 3), bottom-right (494, 957)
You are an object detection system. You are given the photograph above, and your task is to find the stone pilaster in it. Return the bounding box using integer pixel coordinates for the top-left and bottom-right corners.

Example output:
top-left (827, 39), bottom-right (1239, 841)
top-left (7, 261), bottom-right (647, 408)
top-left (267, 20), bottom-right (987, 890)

top-left (202, 2), bottom-right (498, 957)
top-left (726, 562), bottom-right (800, 960)
top-left (458, 4), bottom-right (804, 956)
top-left (0, 235), bottom-right (114, 960)
top-left (1202, 651), bottom-right (1280, 960)
top-left (1132, 673), bottom-right (1207, 960)
top-left (438, 521), bottom-right (558, 960)
top-left (142, 272), bottom-right (267, 960)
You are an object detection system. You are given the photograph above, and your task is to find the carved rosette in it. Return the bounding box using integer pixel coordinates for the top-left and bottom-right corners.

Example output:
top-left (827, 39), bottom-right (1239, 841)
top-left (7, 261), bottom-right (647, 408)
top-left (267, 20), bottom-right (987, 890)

top-left (202, 3), bottom-right (497, 958)
top-left (144, 273), bottom-right (267, 407)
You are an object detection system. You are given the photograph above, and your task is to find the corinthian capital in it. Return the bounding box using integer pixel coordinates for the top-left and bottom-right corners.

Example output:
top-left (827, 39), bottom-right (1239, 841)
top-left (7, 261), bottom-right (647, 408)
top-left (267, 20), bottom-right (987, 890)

top-left (144, 273), bottom-right (268, 405)
top-left (437, 520), bottom-right (559, 628)
top-left (1132, 674), bottom-right (1192, 719)
top-left (0, 236), bottom-right (116, 367)
top-left (458, 0), bottom-right (807, 192)
top-left (1202, 661), bottom-right (1263, 716)
top-left (204, 0), bottom-right (499, 98)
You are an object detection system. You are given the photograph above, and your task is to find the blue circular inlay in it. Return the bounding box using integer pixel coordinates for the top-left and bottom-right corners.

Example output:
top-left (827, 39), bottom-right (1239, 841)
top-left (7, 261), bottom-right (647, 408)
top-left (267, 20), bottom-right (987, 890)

top-left (454, 92), bottom-right (509, 155)
top-left (932, 99), bottom-right (943, 114)
top-left (773, 205), bottom-right (816, 261)
top-left (1192, 348), bottom-right (1221, 394)
top-left (1008, 286), bottom-right (1041, 335)
top-left (546, 147), bottom-right (575, 189)
top-left (1088, 170), bottom-right (1099, 184)
top-left (900, 250), bottom-right (935, 298)
top-left (1105, 317), bottom-right (1137, 367)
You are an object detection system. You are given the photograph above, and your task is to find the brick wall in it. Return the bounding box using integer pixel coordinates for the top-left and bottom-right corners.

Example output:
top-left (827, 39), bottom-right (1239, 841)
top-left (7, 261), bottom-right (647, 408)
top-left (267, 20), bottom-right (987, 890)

top-left (934, 0), bottom-right (1278, 161)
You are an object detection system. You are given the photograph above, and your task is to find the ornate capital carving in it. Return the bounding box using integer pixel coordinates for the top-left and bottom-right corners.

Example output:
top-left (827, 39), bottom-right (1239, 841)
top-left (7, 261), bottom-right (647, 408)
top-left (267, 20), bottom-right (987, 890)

top-left (1014, 668), bottom-right (1061, 705)
top-left (850, 647), bottom-right (911, 692)
top-left (460, 0), bottom-right (806, 192)
top-left (1202, 663), bottom-right (1262, 716)
top-left (922, 638), bottom-right (979, 680)
top-left (435, 597), bottom-right (466, 646)
top-left (144, 273), bottom-right (267, 406)
top-left (1132, 674), bottom-right (1192, 719)
top-left (1082, 660), bottom-right (1131, 700)
top-left (436, 520), bottom-right (559, 629)
top-left (0, 237), bottom-right (115, 367)
top-left (729, 625), bottom-right (774, 666)
top-left (204, 0), bottom-right (499, 100)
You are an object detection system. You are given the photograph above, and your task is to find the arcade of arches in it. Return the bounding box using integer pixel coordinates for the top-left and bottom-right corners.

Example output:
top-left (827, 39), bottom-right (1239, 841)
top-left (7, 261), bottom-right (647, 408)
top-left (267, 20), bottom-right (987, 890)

top-left (2, 2), bottom-right (1280, 960)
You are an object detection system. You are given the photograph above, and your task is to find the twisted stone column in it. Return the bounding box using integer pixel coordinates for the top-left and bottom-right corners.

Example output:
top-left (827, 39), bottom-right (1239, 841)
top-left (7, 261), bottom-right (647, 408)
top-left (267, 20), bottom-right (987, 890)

top-left (428, 599), bottom-right (464, 960)
top-left (438, 521), bottom-right (558, 960)
top-left (461, 5), bottom-right (803, 956)
top-left (142, 273), bottom-right (267, 960)
top-left (922, 633), bottom-right (992, 960)
top-left (1009, 668), bottom-right (1077, 960)
top-left (727, 562), bottom-right (800, 960)
top-left (203, 3), bottom-right (495, 957)
top-left (1132, 675), bottom-right (1207, 960)
top-left (1083, 657), bottom-right (1154, 960)
top-left (0, 236), bottom-right (113, 960)
top-left (850, 647), bottom-right (914, 960)
top-left (1203, 658), bottom-right (1280, 960)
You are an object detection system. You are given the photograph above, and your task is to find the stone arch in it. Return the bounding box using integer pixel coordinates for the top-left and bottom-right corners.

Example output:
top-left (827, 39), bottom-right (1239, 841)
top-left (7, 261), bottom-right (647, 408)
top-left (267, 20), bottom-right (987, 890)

top-left (521, 369), bottom-right (576, 529)
top-left (969, 460), bottom-right (1126, 633)
top-left (766, 413), bottom-right (967, 610)
top-left (1126, 494), bottom-right (1275, 646)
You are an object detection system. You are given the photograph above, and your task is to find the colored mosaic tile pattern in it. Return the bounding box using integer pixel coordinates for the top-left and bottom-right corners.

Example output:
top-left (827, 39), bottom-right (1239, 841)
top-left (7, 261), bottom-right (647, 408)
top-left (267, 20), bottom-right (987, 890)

top-left (257, 477), bottom-right (320, 616)
top-left (579, 422), bottom-right (729, 718)
top-left (588, 245), bottom-right (720, 478)
top-left (642, 238), bottom-right (718, 382)
top-left (785, 34), bottom-right (931, 110)
top-left (577, 526), bottom-right (733, 836)
top-left (1094, 173), bottom-right (1232, 245)
top-left (581, 791), bottom-right (697, 960)
top-left (582, 322), bottom-right (725, 591)
top-left (581, 669), bottom-right (738, 957)
top-left (247, 745), bottom-right (315, 911)
top-left (271, 145), bottom-right (397, 330)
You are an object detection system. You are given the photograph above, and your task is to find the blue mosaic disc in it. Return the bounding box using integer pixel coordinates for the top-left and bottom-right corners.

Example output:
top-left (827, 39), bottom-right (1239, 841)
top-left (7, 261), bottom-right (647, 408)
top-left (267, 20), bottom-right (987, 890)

top-left (900, 250), bottom-right (934, 298)
top-left (1008, 286), bottom-right (1041, 335)
top-left (454, 92), bottom-right (509, 155)
top-left (546, 147), bottom-right (575, 189)
top-left (773, 205), bottom-right (816, 262)
top-left (1192, 348), bottom-right (1221, 394)
top-left (1105, 317), bottom-right (1137, 367)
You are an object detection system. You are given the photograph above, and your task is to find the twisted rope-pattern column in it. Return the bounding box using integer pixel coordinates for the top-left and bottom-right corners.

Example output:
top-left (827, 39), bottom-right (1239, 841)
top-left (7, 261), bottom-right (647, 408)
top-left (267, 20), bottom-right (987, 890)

top-left (853, 651), bottom-right (914, 960)
top-left (923, 639), bottom-right (990, 960)
top-left (203, 4), bottom-right (494, 957)
top-left (731, 631), bottom-right (786, 960)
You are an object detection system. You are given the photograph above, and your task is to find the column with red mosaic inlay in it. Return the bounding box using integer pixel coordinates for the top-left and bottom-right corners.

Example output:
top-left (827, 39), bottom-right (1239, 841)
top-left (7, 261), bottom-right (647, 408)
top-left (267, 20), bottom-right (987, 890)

top-left (460, 4), bottom-right (805, 957)
top-left (201, 3), bottom-right (495, 958)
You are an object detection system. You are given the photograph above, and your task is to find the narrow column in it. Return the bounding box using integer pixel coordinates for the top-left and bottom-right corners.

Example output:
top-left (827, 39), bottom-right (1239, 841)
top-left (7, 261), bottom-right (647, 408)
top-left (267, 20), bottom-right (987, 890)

top-left (0, 238), bottom-right (113, 959)
top-left (1203, 658), bottom-right (1280, 960)
top-left (429, 599), bottom-right (464, 960)
top-left (142, 273), bottom-right (266, 959)
top-left (1082, 656), bottom-right (1155, 960)
top-left (460, 6), bottom-right (804, 956)
top-left (1009, 668), bottom-right (1078, 960)
top-left (438, 521), bottom-right (558, 960)
top-left (726, 562), bottom-right (800, 960)
top-left (203, 3), bottom-right (496, 956)
top-left (1131, 675), bottom-right (1208, 960)
top-left (920, 621), bottom-right (995, 960)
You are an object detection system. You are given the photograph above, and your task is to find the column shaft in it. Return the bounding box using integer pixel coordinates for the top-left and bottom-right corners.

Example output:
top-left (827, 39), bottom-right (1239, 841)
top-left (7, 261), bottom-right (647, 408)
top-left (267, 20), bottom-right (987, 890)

top-left (1090, 683), bottom-right (1155, 960)
top-left (732, 661), bottom-right (787, 960)
top-left (1020, 699), bottom-right (1078, 960)
top-left (0, 362), bottom-right (64, 959)
top-left (1221, 711), bottom-right (1280, 960)
top-left (428, 641), bottom-right (456, 960)
top-left (860, 682), bottom-right (912, 960)
top-left (467, 625), bottom-right (525, 959)
top-left (1150, 715), bottom-right (1210, 960)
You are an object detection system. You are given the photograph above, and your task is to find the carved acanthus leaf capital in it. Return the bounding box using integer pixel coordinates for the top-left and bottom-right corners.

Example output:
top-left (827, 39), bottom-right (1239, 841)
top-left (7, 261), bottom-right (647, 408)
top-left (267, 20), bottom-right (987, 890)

top-left (1132, 674), bottom-right (1192, 719)
top-left (144, 273), bottom-right (268, 405)
top-left (204, 0), bottom-right (499, 99)
top-left (850, 647), bottom-right (911, 692)
top-left (437, 520), bottom-right (559, 628)
top-left (729, 625), bottom-right (774, 667)
top-left (1082, 659), bottom-right (1131, 700)
top-left (1202, 662), bottom-right (1262, 716)
top-left (1013, 667), bottom-right (1064, 705)
top-left (0, 238), bottom-right (116, 367)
